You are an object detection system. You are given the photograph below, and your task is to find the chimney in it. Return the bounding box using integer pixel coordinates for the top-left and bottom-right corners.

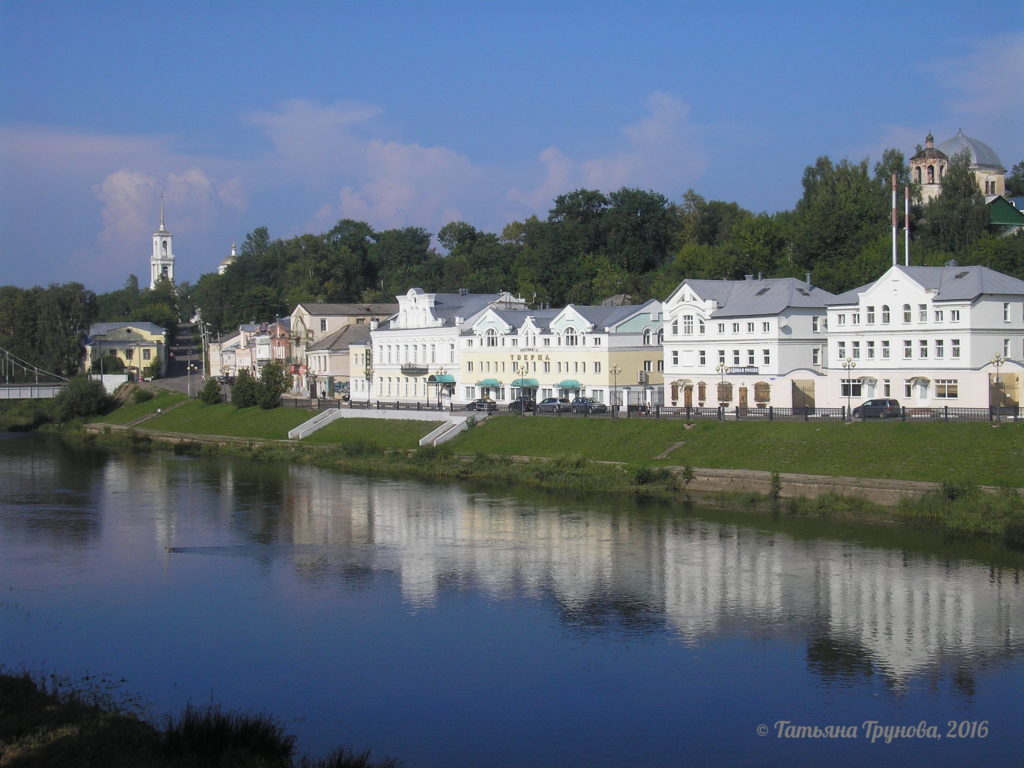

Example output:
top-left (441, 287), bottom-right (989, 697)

top-left (370, 319), bottom-right (379, 331)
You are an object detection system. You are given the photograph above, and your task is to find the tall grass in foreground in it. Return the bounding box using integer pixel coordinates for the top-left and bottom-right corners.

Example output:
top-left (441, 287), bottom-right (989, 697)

top-left (0, 671), bottom-right (401, 768)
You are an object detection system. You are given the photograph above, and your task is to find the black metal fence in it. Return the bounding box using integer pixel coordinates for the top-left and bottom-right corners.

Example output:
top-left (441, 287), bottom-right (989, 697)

top-left (281, 396), bottom-right (1021, 423)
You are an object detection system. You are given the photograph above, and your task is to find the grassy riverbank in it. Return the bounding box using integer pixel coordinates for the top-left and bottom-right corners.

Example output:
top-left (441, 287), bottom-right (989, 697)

top-left (0, 671), bottom-right (397, 768)
top-left (81, 402), bottom-right (1024, 540)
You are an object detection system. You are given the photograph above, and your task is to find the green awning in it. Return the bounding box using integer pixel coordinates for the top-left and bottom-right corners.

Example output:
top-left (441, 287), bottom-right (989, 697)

top-left (428, 374), bottom-right (455, 383)
top-left (556, 380), bottom-right (581, 389)
top-left (511, 378), bottom-right (539, 388)
top-left (478, 378), bottom-right (501, 387)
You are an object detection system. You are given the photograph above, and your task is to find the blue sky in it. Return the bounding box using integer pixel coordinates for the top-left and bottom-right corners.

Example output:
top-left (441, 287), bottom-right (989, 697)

top-left (2, 0), bottom-right (1022, 292)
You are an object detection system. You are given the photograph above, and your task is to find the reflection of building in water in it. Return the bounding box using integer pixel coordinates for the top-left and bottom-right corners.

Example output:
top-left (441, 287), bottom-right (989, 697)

top-left (282, 470), bottom-right (1024, 681)
top-left (102, 453), bottom-right (178, 551)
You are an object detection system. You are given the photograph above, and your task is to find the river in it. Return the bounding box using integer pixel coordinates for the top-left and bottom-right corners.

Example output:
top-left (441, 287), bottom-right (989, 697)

top-left (1, 432), bottom-right (1022, 766)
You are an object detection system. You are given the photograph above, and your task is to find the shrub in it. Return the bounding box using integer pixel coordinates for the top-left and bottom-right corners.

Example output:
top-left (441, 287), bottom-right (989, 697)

top-left (199, 376), bottom-right (223, 405)
top-left (53, 377), bottom-right (114, 422)
top-left (257, 362), bottom-right (290, 409)
top-left (162, 704), bottom-right (295, 765)
top-left (132, 388), bottom-right (154, 404)
top-left (232, 370), bottom-right (259, 408)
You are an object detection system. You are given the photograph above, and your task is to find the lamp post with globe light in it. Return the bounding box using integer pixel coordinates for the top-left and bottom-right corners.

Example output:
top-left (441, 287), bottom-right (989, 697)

top-left (842, 358), bottom-right (857, 420)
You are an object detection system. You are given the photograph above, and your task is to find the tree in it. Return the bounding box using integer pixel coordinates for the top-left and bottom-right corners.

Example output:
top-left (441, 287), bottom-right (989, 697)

top-left (232, 369), bottom-right (259, 408)
top-left (1006, 161), bottom-right (1024, 197)
top-left (921, 151), bottom-right (988, 255)
top-left (52, 377), bottom-right (113, 422)
top-left (199, 376), bottom-right (222, 405)
top-left (256, 362), bottom-right (290, 409)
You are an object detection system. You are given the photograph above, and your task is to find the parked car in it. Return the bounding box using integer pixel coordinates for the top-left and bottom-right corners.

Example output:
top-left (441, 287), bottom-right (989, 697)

top-left (570, 397), bottom-right (607, 414)
top-left (536, 397), bottom-right (571, 413)
top-left (508, 396), bottom-right (536, 413)
top-left (467, 398), bottom-right (498, 413)
top-left (851, 398), bottom-right (902, 419)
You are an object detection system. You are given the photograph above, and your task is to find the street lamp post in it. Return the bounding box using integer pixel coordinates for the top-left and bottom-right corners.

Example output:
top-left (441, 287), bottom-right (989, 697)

top-left (715, 362), bottom-right (727, 406)
top-left (435, 366), bottom-right (447, 408)
top-left (842, 357), bottom-right (857, 420)
top-left (991, 353), bottom-right (1006, 412)
top-left (187, 362), bottom-right (197, 398)
top-left (610, 366), bottom-right (618, 421)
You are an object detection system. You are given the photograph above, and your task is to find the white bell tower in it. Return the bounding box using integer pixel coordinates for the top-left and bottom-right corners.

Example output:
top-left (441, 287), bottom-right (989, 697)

top-left (150, 197), bottom-right (175, 289)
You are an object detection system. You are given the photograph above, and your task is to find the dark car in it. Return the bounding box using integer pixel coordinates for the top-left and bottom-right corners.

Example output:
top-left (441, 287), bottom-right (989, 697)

top-left (508, 396), bottom-right (536, 413)
top-left (851, 398), bottom-right (901, 419)
top-left (536, 397), bottom-right (571, 413)
top-left (467, 398), bottom-right (498, 413)
top-left (570, 397), bottom-right (607, 414)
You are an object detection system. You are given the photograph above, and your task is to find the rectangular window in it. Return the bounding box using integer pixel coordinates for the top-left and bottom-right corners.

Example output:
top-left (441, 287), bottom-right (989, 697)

top-left (591, 389), bottom-right (604, 402)
top-left (866, 306), bottom-right (875, 324)
top-left (903, 340), bottom-right (912, 359)
top-left (142, 348), bottom-right (151, 361)
top-left (836, 314), bottom-right (846, 326)
top-left (594, 362), bottom-right (601, 373)
top-left (593, 337), bottom-right (602, 346)
top-left (698, 320), bottom-right (706, 335)
top-left (934, 310), bottom-right (943, 323)
top-left (672, 350), bottom-right (679, 365)
top-left (812, 348), bottom-right (821, 366)
top-left (883, 379), bottom-right (891, 396)
top-left (919, 340), bottom-right (928, 358)
top-left (732, 322), bottom-right (740, 333)
top-left (732, 349), bottom-right (740, 365)
top-left (465, 387), bottom-right (475, 400)
top-left (812, 316), bottom-right (821, 333)
top-left (543, 338), bottom-right (550, 346)
top-left (837, 341), bottom-right (846, 358)
top-left (643, 360), bottom-right (653, 372)
top-left (762, 349), bottom-right (770, 365)
top-left (950, 310), bottom-right (960, 322)
top-left (951, 339), bottom-right (960, 358)
top-left (657, 360), bottom-right (664, 372)
top-left (852, 313), bottom-right (860, 325)
top-left (866, 341), bottom-right (875, 359)
top-left (683, 315), bottom-right (693, 334)
top-left (905, 381), bottom-right (913, 398)
top-left (935, 379), bottom-right (958, 399)
top-left (746, 322), bottom-right (754, 333)
top-left (747, 349), bottom-right (755, 365)
top-left (851, 341), bottom-right (860, 359)
top-left (543, 361), bottom-right (551, 373)
top-left (840, 379), bottom-right (862, 397)
top-left (718, 349), bottom-right (726, 364)
top-left (762, 321), bottom-right (770, 333)
top-left (718, 323), bottom-right (725, 334)
top-left (935, 340), bottom-right (944, 359)
top-left (1005, 338), bottom-right (1011, 356)
top-left (699, 350), bottom-right (706, 365)
top-left (1004, 303), bottom-right (1011, 322)
top-left (320, 318), bottom-right (327, 332)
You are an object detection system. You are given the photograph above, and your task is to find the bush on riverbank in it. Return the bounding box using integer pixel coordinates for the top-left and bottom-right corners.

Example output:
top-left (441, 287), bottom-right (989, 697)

top-left (0, 671), bottom-right (399, 768)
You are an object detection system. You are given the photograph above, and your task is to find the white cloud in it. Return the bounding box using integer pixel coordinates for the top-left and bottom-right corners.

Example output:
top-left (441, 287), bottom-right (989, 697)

top-left (508, 92), bottom-right (709, 215)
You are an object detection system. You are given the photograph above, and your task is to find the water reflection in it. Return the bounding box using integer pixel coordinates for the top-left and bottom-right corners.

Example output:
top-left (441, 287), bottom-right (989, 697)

top-left (179, 459), bottom-right (1024, 688)
top-left (3, 433), bottom-right (1023, 696)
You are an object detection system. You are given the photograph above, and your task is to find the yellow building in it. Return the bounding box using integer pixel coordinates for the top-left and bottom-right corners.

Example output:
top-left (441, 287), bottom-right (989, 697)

top-left (85, 322), bottom-right (167, 379)
top-left (461, 301), bottom-right (663, 408)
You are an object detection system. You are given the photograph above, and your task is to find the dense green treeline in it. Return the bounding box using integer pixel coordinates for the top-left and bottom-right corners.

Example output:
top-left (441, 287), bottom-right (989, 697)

top-left (3, 149), bottom-right (1023, 376)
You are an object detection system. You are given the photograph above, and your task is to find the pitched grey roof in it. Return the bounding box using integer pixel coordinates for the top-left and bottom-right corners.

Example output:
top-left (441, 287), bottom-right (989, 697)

top-left (377, 292), bottom-right (526, 330)
top-left (829, 265), bottom-right (1024, 305)
top-left (684, 278), bottom-right (834, 317)
top-left (88, 321), bottom-right (167, 337)
top-left (571, 300), bottom-right (660, 329)
top-left (483, 308), bottom-right (560, 332)
top-left (296, 303), bottom-right (399, 316)
top-left (307, 323), bottom-right (371, 352)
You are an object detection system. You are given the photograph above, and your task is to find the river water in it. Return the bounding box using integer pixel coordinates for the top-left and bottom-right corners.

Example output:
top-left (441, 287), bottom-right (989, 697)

top-left (1, 432), bottom-right (1022, 766)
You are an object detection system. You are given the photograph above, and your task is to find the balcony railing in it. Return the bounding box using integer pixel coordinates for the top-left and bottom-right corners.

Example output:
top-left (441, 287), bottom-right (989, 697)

top-left (399, 363), bottom-right (429, 376)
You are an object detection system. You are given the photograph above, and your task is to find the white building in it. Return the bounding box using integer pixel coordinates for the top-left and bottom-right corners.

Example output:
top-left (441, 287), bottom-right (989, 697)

top-left (662, 276), bottom-right (836, 410)
top-left (824, 264), bottom-right (1024, 410)
top-left (150, 199), bottom-right (175, 289)
top-left (351, 289), bottom-right (528, 405)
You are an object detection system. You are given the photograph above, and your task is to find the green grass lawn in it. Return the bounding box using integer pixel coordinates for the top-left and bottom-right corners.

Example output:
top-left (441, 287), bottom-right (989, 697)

top-left (142, 401), bottom-right (312, 439)
top-left (301, 417), bottom-right (436, 449)
top-left (449, 415), bottom-right (1024, 487)
top-left (91, 391), bottom-right (187, 425)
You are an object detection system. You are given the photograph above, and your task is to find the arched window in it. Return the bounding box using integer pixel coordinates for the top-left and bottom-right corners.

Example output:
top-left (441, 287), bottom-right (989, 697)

top-left (564, 328), bottom-right (578, 346)
top-left (485, 329), bottom-right (498, 347)
top-left (914, 167), bottom-right (921, 185)
top-left (881, 305), bottom-right (890, 324)
top-left (754, 381), bottom-right (771, 402)
top-left (643, 328), bottom-right (652, 346)
top-left (902, 304), bottom-right (912, 323)
top-left (671, 318), bottom-right (679, 336)
top-left (657, 328), bottom-right (664, 344)
top-left (927, 165), bottom-right (935, 183)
